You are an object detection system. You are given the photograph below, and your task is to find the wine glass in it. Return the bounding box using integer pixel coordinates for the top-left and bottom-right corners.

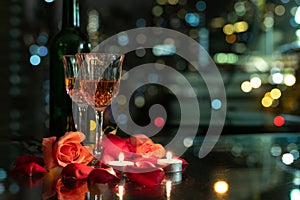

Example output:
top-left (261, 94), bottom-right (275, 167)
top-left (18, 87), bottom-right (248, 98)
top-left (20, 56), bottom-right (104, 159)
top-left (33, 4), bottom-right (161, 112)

top-left (62, 55), bottom-right (89, 136)
top-left (75, 53), bottom-right (124, 159)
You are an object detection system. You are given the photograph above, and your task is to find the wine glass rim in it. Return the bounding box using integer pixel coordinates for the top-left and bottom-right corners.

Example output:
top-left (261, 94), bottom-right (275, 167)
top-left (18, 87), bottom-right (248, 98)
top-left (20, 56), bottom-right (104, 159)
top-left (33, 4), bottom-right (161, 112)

top-left (75, 52), bottom-right (125, 57)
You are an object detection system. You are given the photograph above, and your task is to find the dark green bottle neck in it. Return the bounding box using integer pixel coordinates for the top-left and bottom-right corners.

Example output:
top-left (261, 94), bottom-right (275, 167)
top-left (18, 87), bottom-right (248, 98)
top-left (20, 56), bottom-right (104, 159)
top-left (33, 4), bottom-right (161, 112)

top-left (62, 0), bottom-right (80, 29)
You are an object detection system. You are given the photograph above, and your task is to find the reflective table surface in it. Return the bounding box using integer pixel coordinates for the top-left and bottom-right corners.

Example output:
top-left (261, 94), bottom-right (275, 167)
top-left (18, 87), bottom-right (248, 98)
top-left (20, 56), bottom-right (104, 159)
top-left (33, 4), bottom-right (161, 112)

top-left (1, 132), bottom-right (300, 200)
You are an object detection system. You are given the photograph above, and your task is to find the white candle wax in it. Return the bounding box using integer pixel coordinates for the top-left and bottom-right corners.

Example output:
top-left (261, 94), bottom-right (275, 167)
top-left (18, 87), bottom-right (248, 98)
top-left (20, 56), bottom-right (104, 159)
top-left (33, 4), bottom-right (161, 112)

top-left (157, 151), bottom-right (183, 175)
top-left (157, 151), bottom-right (183, 165)
top-left (108, 152), bottom-right (134, 167)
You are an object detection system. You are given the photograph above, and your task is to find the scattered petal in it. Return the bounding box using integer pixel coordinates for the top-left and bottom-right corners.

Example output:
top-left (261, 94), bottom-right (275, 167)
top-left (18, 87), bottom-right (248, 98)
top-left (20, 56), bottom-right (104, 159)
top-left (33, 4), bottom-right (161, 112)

top-left (10, 162), bottom-right (47, 176)
top-left (14, 155), bottom-right (44, 167)
top-left (88, 167), bottom-right (119, 184)
top-left (61, 163), bottom-right (94, 180)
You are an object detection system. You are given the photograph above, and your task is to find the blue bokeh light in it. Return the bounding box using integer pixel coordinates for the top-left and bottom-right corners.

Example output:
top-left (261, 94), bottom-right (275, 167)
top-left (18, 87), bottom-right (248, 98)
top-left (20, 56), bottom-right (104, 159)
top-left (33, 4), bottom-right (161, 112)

top-left (29, 44), bottom-right (39, 55)
top-left (211, 99), bottom-right (222, 110)
top-left (196, 1), bottom-right (206, 12)
top-left (38, 46), bottom-right (48, 57)
top-left (136, 18), bottom-right (147, 27)
top-left (30, 55), bottom-right (41, 66)
top-left (185, 13), bottom-right (200, 27)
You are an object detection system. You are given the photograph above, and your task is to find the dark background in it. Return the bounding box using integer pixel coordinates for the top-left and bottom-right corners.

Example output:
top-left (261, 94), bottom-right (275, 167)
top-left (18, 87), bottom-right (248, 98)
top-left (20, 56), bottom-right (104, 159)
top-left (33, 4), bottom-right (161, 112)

top-left (1, 0), bottom-right (300, 140)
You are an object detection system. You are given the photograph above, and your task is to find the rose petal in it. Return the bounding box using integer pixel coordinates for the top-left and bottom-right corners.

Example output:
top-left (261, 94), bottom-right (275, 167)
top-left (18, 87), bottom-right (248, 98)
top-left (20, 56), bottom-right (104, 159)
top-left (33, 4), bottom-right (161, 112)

top-left (134, 159), bottom-right (157, 168)
top-left (42, 136), bottom-right (58, 169)
top-left (130, 134), bottom-right (154, 147)
top-left (88, 167), bottom-right (120, 184)
top-left (14, 155), bottom-right (44, 167)
top-left (101, 134), bottom-right (133, 164)
top-left (130, 134), bottom-right (166, 159)
top-left (62, 178), bottom-right (87, 190)
top-left (56, 132), bottom-right (85, 146)
top-left (10, 162), bottom-right (47, 176)
top-left (178, 157), bottom-right (189, 172)
top-left (125, 166), bottom-right (165, 187)
top-left (61, 163), bottom-right (94, 180)
top-left (136, 143), bottom-right (166, 159)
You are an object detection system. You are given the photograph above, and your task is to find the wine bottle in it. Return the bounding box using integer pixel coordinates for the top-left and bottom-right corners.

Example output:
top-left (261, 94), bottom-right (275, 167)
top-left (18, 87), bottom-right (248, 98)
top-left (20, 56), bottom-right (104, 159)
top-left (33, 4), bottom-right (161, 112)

top-left (49, 0), bottom-right (90, 137)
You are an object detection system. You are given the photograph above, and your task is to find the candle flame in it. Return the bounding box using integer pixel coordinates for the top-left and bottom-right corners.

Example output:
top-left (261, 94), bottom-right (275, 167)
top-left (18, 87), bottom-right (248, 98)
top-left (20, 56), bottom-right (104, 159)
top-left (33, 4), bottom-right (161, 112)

top-left (166, 151), bottom-right (172, 160)
top-left (166, 180), bottom-right (172, 198)
top-left (119, 152), bottom-right (124, 162)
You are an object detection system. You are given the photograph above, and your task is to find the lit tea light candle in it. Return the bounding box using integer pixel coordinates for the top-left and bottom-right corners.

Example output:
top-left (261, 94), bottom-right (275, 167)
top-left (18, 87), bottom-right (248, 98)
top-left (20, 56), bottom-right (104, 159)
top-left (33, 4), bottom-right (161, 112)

top-left (108, 152), bottom-right (134, 168)
top-left (166, 180), bottom-right (172, 198)
top-left (157, 151), bottom-right (182, 171)
top-left (158, 151), bottom-right (183, 183)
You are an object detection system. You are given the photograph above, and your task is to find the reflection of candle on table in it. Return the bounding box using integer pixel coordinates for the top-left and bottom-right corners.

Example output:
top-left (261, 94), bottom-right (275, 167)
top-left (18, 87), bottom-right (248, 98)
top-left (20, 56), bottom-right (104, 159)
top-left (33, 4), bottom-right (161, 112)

top-left (108, 152), bottom-right (134, 168)
top-left (118, 185), bottom-right (124, 200)
top-left (166, 180), bottom-right (172, 198)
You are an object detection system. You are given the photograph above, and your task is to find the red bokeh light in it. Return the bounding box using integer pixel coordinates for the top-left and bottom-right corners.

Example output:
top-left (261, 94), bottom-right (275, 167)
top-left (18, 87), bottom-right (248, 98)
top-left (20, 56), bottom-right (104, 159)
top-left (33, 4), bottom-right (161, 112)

top-left (274, 115), bottom-right (284, 127)
top-left (154, 117), bottom-right (165, 127)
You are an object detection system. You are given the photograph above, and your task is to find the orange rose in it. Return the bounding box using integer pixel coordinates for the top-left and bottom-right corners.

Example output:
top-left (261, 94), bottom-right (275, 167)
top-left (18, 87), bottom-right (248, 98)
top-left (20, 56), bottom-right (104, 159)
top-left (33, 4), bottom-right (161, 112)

top-left (136, 141), bottom-right (166, 158)
top-left (131, 134), bottom-right (166, 159)
top-left (42, 132), bottom-right (94, 169)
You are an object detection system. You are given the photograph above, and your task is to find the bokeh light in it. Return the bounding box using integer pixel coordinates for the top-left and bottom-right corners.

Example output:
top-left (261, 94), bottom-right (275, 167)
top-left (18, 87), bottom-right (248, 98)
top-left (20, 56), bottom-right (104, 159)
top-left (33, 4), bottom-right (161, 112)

top-left (272, 72), bottom-right (284, 84)
top-left (270, 144), bottom-right (282, 156)
top-left (154, 117), bottom-right (165, 127)
top-left (223, 24), bottom-right (234, 35)
top-left (152, 5), bottom-right (163, 17)
top-left (250, 76), bottom-right (262, 89)
top-left (241, 81), bottom-right (252, 93)
top-left (211, 99), bottom-right (222, 110)
top-left (196, 1), bottom-right (206, 11)
top-left (290, 189), bottom-right (300, 200)
top-left (29, 55), bottom-right (41, 66)
top-left (136, 18), bottom-right (147, 27)
top-left (183, 137), bottom-right (194, 148)
top-left (185, 13), bottom-right (200, 27)
top-left (134, 95), bottom-right (145, 108)
top-left (270, 88), bottom-right (281, 99)
top-left (284, 74), bottom-right (296, 86)
top-left (118, 33), bottom-right (129, 46)
top-left (261, 96), bottom-right (273, 107)
top-left (214, 180), bottom-right (229, 194)
top-left (37, 46), bottom-right (48, 57)
top-left (282, 153), bottom-right (294, 165)
top-left (234, 21), bottom-right (248, 33)
top-left (274, 115), bottom-right (285, 126)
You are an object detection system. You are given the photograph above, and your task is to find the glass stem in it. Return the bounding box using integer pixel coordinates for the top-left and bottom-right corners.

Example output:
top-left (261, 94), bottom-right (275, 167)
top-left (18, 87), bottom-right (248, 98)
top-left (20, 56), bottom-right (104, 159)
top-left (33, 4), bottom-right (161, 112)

top-left (95, 110), bottom-right (104, 159)
top-left (77, 105), bottom-right (88, 134)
